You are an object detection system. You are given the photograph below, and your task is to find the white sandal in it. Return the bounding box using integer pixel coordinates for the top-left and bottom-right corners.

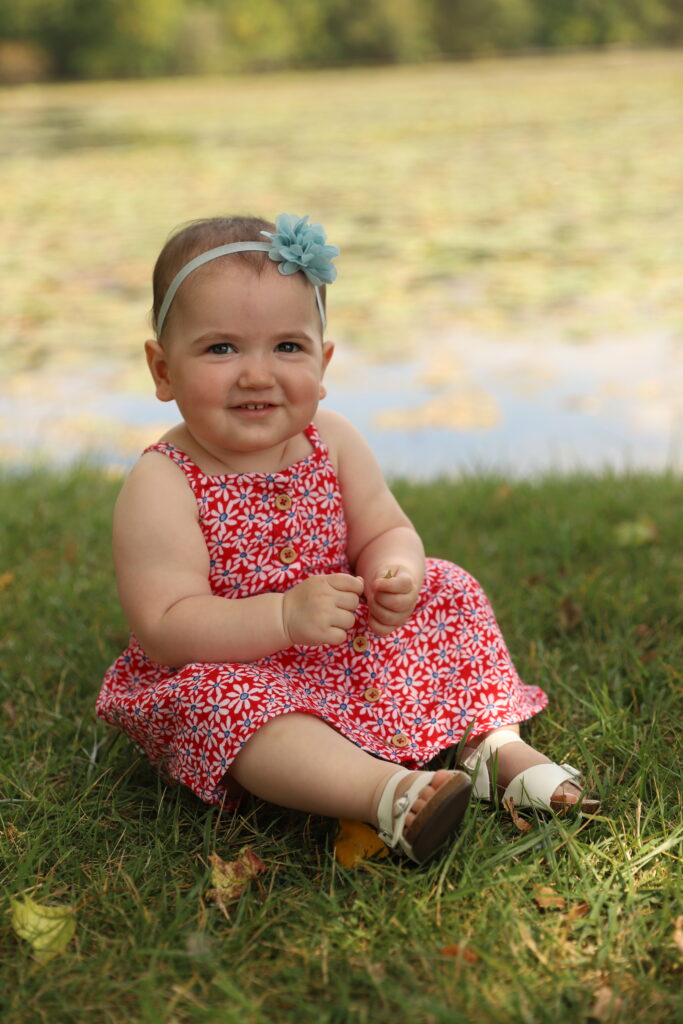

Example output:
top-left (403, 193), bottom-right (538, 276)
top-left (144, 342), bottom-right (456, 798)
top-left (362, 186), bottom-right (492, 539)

top-left (376, 768), bottom-right (472, 864)
top-left (461, 729), bottom-right (599, 813)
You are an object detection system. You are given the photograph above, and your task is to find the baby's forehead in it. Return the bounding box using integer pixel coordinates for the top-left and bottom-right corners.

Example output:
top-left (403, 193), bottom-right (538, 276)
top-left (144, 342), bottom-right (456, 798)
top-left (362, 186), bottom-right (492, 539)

top-left (187, 257), bottom-right (315, 301)
top-left (175, 257), bottom-right (323, 333)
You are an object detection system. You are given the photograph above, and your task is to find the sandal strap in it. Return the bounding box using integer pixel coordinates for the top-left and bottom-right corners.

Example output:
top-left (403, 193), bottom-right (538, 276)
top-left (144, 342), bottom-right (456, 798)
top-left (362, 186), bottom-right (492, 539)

top-left (461, 729), bottom-right (524, 800)
top-left (376, 769), bottom-right (434, 854)
top-left (502, 761), bottom-right (582, 810)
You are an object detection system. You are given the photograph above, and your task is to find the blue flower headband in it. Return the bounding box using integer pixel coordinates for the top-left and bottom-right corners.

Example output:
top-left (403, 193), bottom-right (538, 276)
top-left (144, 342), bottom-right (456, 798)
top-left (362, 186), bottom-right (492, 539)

top-left (156, 213), bottom-right (339, 337)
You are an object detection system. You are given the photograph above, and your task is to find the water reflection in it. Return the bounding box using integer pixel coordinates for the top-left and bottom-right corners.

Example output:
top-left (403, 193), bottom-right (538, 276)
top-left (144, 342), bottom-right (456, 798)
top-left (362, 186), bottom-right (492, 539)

top-left (3, 331), bottom-right (681, 478)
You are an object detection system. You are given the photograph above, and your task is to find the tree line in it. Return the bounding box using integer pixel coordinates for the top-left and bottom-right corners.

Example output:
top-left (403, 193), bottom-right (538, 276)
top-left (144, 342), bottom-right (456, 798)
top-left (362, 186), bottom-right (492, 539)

top-left (1, 0), bottom-right (682, 82)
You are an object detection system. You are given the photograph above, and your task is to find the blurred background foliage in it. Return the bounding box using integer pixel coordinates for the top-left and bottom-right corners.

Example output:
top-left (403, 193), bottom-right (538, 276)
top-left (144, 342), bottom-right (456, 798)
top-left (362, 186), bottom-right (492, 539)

top-left (1, 0), bottom-right (682, 83)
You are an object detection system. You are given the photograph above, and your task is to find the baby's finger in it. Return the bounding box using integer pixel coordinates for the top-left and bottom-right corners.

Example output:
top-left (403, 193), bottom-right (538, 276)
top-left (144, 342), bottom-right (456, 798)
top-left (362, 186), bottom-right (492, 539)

top-left (367, 615), bottom-right (396, 637)
top-left (330, 573), bottom-right (365, 594)
top-left (335, 589), bottom-right (361, 613)
top-left (373, 590), bottom-right (412, 613)
top-left (373, 573), bottom-right (413, 595)
top-left (369, 603), bottom-right (410, 628)
top-left (325, 625), bottom-right (352, 645)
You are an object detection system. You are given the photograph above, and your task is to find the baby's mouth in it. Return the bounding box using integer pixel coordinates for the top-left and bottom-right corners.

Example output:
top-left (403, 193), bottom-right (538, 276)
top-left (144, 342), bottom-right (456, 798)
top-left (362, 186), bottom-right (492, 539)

top-left (232, 402), bottom-right (276, 411)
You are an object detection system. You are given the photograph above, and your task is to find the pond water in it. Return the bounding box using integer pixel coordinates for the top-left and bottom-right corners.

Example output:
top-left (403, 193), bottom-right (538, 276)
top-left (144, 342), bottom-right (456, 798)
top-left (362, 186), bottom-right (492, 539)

top-left (4, 329), bottom-right (681, 479)
top-left (3, 61), bottom-right (683, 479)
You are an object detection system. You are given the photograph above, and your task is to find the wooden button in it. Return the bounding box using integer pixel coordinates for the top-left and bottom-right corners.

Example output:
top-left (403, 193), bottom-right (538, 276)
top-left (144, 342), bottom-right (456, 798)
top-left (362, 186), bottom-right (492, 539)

top-left (275, 493), bottom-right (292, 511)
top-left (390, 732), bottom-right (410, 748)
top-left (352, 635), bottom-right (369, 653)
top-left (363, 687), bottom-right (381, 702)
top-left (279, 545), bottom-right (297, 565)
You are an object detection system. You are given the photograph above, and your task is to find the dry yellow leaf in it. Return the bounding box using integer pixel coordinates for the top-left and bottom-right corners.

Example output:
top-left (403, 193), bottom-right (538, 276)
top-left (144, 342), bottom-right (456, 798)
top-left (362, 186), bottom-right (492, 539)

top-left (504, 797), bottom-right (533, 833)
top-left (532, 885), bottom-right (566, 911)
top-left (566, 901), bottom-right (591, 921)
top-left (10, 895), bottom-right (76, 962)
top-left (334, 819), bottom-right (389, 867)
top-left (205, 848), bottom-right (265, 913)
top-left (0, 571), bottom-right (14, 590)
top-left (439, 942), bottom-right (479, 964)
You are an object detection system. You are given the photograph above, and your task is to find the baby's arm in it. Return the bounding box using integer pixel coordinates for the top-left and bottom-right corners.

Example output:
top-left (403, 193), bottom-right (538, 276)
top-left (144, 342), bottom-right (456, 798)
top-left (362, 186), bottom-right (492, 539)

top-left (318, 411), bottom-right (425, 636)
top-left (113, 453), bottom-right (363, 665)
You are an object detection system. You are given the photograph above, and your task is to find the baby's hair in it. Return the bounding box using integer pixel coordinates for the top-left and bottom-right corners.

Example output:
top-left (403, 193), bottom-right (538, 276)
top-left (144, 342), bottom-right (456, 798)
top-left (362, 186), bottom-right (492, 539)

top-left (152, 215), bottom-right (327, 337)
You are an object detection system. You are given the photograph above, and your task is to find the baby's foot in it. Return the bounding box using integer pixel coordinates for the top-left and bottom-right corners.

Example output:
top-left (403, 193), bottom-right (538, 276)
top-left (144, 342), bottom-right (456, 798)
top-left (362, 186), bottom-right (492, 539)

top-left (395, 769), bottom-right (457, 829)
top-left (373, 767), bottom-right (472, 863)
top-left (463, 732), bottom-right (599, 812)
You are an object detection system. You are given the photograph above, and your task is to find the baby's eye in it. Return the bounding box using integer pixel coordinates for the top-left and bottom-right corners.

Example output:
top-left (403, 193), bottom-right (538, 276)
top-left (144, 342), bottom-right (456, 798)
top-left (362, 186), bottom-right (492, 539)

top-left (207, 342), bottom-right (233, 355)
top-left (276, 341), bottom-right (301, 353)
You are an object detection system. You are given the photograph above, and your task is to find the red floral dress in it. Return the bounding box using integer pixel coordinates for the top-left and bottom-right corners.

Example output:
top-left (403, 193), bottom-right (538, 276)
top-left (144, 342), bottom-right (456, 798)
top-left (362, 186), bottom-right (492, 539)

top-left (97, 424), bottom-right (547, 805)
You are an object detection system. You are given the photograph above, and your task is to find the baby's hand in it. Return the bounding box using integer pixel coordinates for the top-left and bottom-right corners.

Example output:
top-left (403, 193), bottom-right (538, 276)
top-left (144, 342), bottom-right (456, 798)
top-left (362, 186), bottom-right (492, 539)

top-left (283, 573), bottom-right (364, 647)
top-left (367, 567), bottom-right (419, 636)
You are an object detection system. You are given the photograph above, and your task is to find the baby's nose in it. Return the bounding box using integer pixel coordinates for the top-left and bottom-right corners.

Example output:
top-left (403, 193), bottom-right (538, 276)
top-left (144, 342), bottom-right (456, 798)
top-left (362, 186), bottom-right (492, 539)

top-left (238, 356), bottom-right (275, 387)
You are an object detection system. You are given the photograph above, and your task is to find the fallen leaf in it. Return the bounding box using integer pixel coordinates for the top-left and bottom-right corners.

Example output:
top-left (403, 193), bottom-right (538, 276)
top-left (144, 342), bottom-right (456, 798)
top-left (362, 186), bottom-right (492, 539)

top-left (205, 848), bottom-right (265, 913)
top-left (2, 823), bottom-right (25, 849)
top-left (558, 595), bottom-right (583, 632)
top-left (439, 942), bottom-right (479, 964)
top-left (334, 819), bottom-right (389, 867)
top-left (566, 901), bottom-right (591, 921)
top-left (10, 895), bottom-right (76, 962)
top-left (533, 885), bottom-right (566, 911)
top-left (674, 915), bottom-right (683, 959)
top-left (590, 984), bottom-right (623, 1021)
top-left (0, 571), bottom-right (14, 590)
top-left (614, 516), bottom-right (657, 547)
top-left (503, 797), bottom-right (532, 833)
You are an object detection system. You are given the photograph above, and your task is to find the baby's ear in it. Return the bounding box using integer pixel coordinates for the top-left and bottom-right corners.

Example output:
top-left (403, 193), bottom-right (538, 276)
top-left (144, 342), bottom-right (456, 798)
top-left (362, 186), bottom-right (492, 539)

top-left (145, 339), bottom-right (174, 402)
top-left (322, 339), bottom-right (334, 372)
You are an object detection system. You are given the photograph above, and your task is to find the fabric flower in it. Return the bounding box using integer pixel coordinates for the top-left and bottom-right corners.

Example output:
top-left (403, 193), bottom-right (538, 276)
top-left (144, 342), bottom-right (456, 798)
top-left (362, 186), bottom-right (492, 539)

top-left (261, 213), bottom-right (339, 286)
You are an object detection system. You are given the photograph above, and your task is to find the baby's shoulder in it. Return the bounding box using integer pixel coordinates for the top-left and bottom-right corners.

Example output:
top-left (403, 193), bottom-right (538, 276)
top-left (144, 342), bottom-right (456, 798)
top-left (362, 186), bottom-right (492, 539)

top-left (315, 408), bottom-right (365, 449)
top-left (314, 408), bottom-right (352, 469)
top-left (315, 408), bottom-right (374, 468)
top-left (115, 446), bottom-right (197, 524)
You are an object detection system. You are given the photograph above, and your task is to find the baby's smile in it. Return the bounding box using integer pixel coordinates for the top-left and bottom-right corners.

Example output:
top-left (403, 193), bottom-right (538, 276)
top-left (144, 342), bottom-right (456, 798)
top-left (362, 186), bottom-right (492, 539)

top-left (231, 402), bottom-right (277, 412)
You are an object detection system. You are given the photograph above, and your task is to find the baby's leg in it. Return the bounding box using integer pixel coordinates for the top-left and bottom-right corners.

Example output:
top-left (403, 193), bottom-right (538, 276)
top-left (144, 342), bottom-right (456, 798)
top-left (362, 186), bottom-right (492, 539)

top-left (230, 712), bottom-right (453, 829)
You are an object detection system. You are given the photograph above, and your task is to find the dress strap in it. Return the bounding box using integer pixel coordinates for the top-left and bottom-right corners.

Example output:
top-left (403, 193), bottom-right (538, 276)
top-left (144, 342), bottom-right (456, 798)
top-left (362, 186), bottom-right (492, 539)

top-left (142, 442), bottom-right (206, 496)
top-left (304, 422), bottom-right (323, 450)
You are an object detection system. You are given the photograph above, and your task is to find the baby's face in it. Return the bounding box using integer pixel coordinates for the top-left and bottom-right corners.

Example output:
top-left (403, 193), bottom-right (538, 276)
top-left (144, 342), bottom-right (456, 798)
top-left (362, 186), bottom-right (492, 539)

top-left (149, 261), bottom-right (333, 467)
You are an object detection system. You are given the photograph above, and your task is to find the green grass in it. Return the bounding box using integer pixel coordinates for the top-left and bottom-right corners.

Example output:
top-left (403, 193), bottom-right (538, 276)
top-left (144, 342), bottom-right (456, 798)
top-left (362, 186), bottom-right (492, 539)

top-left (1, 468), bottom-right (681, 1023)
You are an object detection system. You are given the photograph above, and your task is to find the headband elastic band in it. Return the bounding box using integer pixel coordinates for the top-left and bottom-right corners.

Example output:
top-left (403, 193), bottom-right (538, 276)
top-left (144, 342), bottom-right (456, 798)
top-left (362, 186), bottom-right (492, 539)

top-left (156, 208), bottom-right (341, 338)
top-left (156, 241), bottom-right (327, 337)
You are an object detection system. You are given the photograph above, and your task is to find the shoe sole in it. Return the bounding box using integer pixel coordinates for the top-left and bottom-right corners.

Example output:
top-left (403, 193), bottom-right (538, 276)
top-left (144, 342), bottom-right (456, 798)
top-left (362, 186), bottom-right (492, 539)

top-left (549, 796), bottom-right (601, 815)
top-left (403, 771), bottom-right (472, 863)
